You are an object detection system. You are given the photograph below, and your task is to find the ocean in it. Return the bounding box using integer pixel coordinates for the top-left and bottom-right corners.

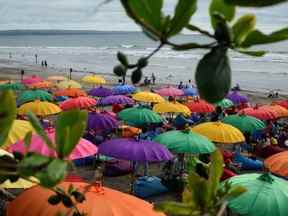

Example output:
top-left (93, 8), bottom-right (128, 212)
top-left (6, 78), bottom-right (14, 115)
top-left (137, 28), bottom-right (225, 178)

top-left (0, 30), bottom-right (287, 93)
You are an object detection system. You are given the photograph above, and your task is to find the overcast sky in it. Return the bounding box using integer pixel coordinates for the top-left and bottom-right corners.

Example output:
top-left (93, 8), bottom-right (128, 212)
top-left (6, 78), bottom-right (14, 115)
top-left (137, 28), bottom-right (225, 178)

top-left (0, 0), bottom-right (287, 32)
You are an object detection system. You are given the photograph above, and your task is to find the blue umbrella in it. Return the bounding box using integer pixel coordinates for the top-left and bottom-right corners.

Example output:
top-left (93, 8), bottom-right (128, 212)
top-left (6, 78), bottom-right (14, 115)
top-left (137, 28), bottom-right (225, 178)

top-left (113, 84), bottom-right (136, 95)
top-left (183, 87), bottom-right (198, 96)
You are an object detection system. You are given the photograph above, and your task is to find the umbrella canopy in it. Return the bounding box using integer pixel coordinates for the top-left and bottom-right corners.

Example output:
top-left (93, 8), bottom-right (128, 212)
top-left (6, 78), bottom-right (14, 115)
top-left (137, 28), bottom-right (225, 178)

top-left (54, 88), bottom-right (87, 98)
top-left (10, 130), bottom-right (98, 160)
top-left (0, 82), bottom-right (25, 91)
top-left (22, 75), bottom-right (43, 85)
top-left (155, 86), bottom-right (184, 97)
top-left (88, 86), bottom-right (113, 97)
top-left (97, 95), bottom-right (133, 106)
top-left (222, 114), bottom-right (266, 134)
top-left (185, 99), bottom-right (215, 113)
top-left (191, 122), bottom-right (245, 144)
top-left (112, 84), bottom-right (136, 95)
top-left (60, 96), bottom-right (96, 111)
top-left (153, 130), bottom-right (215, 154)
top-left (214, 98), bottom-right (234, 109)
top-left (264, 151), bottom-right (288, 177)
top-left (7, 181), bottom-right (165, 216)
top-left (183, 87), bottom-right (198, 96)
top-left (261, 105), bottom-right (288, 118)
top-left (153, 102), bottom-right (191, 115)
top-left (227, 173), bottom-right (288, 216)
top-left (118, 107), bottom-right (163, 126)
top-left (18, 90), bottom-right (53, 104)
top-left (87, 112), bottom-right (119, 132)
top-left (132, 91), bottom-right (165, 103)
top-left (29, 81), bottom-right (53, 89)
top-left (47, 75), bottom-right (67, 81)
top-left (82, 75), bottom-right (106, 85)
top-left (18, 100), bottom-right (61, 116)
top-left (274, 100), bottom-right (288, 109)
top-left (240, 107), bottom-right (278, 120)
top-left (226, 91), bottom-right (248, 105)
top-left (98, 138), bottom-right (173, 162)
top-left (57, 80), bottom-right (82, 89)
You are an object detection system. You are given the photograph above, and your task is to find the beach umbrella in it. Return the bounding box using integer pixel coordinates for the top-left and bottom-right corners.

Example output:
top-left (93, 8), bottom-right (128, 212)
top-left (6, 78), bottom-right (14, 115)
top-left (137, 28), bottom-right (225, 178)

top-left (132, 91), bottom-right (165, 103)
top-left (118, 125), bottom-right (142, 137)
top-left (226, 91), bottom-right (248, 105)
top-left (7, 181), bottom-right (165, 216)
top-left (261, 105), bottom-right (288, 118)
top-left (18, 100), bottom-right (61, 116)
top-left (274, 100), bottom-right (288, 109)
top-left (226, 173), bottom-right (288, 216)
top-left (22, 75), bottom-right (43, 85)
top-left (153, 130), bottom-right (216, 154)
top-left (97, 95), bottom-right (133, 106)
top-left (214, 98), bottom-right (234, 109)
top-left (87, 112), bottom-right (119, 132)
top-left (222, 114), bottom-right (266, 133)
top-left (153, 101), bottom-right (191, 115)
top-left (264, 151), bottom-right (288, 177)
top-left (82, 75), bottom-right (106, 85)
top-left (0, 82), bottom-right (25, 91)
top-left (47, 75), bottom-right (67, 81)
top-left (118, 107), bottom-right (162, 126)
top-left (54, 88), bottom-right (87, 98)
top-left (112, 84), bottom-right (136, 95)
top-left (10, 129), bottom-right (98, 160)
top-left (18, 90), bottom-right (52, 104)
top-left (57, 80), bottom-right (81, 89)
top-left (29, 81), bottom-right (53, 89)
top-left (240, 107), bottom-right (278, 120)
top-left (183, 87), bottom-right (198, 96)
top-left (60, 96), bottom-right (96, 111)
top-left (88, 86), bottom-right (113, 97)
top-left (98, 138), bottom-right (173, 162)
top-left (191, 122), bottom-right (245, 144)
top-left (155, 86), bottom-right (184, 97)
top-left (185, 99), bottom-right (215, 113)
top-left (2, 120), bottom-right (34, 149)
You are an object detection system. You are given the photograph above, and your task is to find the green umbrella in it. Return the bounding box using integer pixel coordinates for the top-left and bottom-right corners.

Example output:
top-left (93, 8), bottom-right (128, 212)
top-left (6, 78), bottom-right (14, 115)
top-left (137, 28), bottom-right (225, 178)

top-left (214, 98), bottom-right (234, 109)
top-left (153, 130), bottom-right (215, 154)
top-left (227, 173), bottom-right (288, 216)
top-left (0, 82), bottom-right (25, 91)
top-left (222, 114), bottom-right (265, 133)
top-left (118, 107), bottom-right (162, 126)
top-left (18, 90), bottom-right (53, 104)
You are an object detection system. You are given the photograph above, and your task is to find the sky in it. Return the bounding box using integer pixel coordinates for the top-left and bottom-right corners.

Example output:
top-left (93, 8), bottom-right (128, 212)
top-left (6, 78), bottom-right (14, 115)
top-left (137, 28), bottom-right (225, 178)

top-left (0, 0), bottom-right (287, 32)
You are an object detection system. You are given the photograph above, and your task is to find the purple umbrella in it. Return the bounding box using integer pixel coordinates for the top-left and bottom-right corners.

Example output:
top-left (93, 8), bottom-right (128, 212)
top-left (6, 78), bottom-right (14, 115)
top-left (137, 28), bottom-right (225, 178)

top-left (97, 95), bottom-right (134, 106)
top-left (226, 91), bottom-right (248, 105)
top-left (87, 112), bottom-right (119, 132)
top-left (112, 84), bottom-right (136, 95)
top-left (98, 138), bottom-right (173, 162)
top-left (88, 86), bottom-right (113, 97)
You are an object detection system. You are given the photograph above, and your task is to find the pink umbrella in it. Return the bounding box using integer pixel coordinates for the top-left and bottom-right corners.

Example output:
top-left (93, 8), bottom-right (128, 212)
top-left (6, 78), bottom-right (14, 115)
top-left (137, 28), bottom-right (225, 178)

top-left (10, 129), bottom-right (98, 160)
top-left (22, 75), bottom-right (43, 85)
top-left (60, 96), bottom-right (97, 111)
top-left (155, 86), bottom-right (184, 97)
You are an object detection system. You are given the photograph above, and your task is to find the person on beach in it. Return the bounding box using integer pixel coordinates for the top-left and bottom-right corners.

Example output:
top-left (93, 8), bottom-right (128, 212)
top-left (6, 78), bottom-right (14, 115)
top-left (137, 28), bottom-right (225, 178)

top-left (35, 54), bottom-right (38, 64)
top-left (44, 60), bottom-right (47, 67)
top-left (178, 81), bottom-right (184, 89)
top-left (151, 73), bottom-right (156, 85)
top-left (41, 61), bottom-right (44, 67)
top-left (185, 80), bottom-right (193, 88)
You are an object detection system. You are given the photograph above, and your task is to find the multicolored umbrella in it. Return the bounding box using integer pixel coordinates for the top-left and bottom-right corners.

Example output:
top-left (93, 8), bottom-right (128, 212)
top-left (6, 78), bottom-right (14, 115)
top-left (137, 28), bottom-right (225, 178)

top-left (155, 86), bottom-right (184, 97)
top-left (264, 151), bottom-right (288, 177)
top-left (98, 138), bottom-right (173, 162)
top-left (54, 88), bottom-right (87, 98)
top-left (153, 102), bottom-right (191, 115)
top-left (227, 173), bottom-right (288, 216)
top-left (87, 112), bottom-right (119, 132)
top-left (82, 75), bottom-right (106, 85)
top-left (118, 107), bottom-right (162, 126)
top-left (154, 130), bottom-right (215, 154)
top-left (261, 105), bottom-right (288, 118)
top-left (57, 80), bottom-right (81, 89)
top-left (97, 95), bottom-right (133, 106)
top-left (214, 98), bottom-right (234, 109)
top-left (18, 101), bottom-right (61, 116)
top-left (185, 99), bottom-right (215, 113)
top-left (18, 90), bottom-right (52, 104)
top-left (10, 129), bottom-right (98, 160)
top-left (222, 114), bottom-right (266, 133)
top-left (240, 107), bottom-right (278, 120)
top-left (226, 91), bottom-right (248, 105)
top-left (112, 84), bottom-right (136, 95)
top-left (191, 122), bottom-right (245, 144)
top-left (60, 96), bottom-right (96, 111)
top-left (0, 82), bottom-right (25, 91)
top-left (88, 86), bottom-right (113, 97)
top-left (7, 181), bottom-right (165, 216)
top-left (22, 75), bottom-right (43, 85)
top-left (29, 81), bottom-right (53, 89)
top-left (183, 87), bottom-right (198, 96)
top-left (47, 75), bottom-right (67, 81)
top-left (274, 100), bottom-right (288, 109)
top-left (132, 91), bottom-right (165, 103)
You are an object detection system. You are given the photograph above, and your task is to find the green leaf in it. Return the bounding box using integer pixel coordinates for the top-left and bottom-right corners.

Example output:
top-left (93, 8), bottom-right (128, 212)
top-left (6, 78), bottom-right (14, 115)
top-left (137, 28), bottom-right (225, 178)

top-left (195, 46), bottom-right (231, 103)
top-left (154, 201), bottom-right (192, 216)
top-left (113, 65), bottom-right (127, 77)
top-left (232, 14), bottom-right (256, 46)
top-left (55, 109), bottom-right (87, 159)
top-left (24, 131), bottom-right (33, 151)
top-left (187, 173), bottom-right (208, 209)
top-left (209, 0), bottom-right (236, 29)
top-left (214, 13), bottom-right (233, 46)
top-left (0, 90), bottom-right (16, 146)
top-left (235, 49), bottom-right (266, 57)
top-left (224, 0), bottom-right (288, 7)
top-left (241, 27), bottom-right (288, 47)
top-left (225, 185), bottom-right (247, 200)
top-left (117, 52), bottom-right (129, 67)
top-left (172, 42), bottom-right (213, 50)
top-left (131, 68), bottom-right (143, 84)
top-left (168, 0), bottom-right (197, 37)
top-left (18, 153), bottom-right (51, 176)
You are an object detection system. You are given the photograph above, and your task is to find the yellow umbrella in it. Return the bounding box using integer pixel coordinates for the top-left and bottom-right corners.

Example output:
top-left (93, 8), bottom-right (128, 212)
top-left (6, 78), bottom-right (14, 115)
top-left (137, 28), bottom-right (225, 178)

top-left (18, 101), bottom-right (61, 116)
top-left (2, 120), bottom-right (34, 149)
top-left (191, 121), bottom-right (245, 144)
top-left (47, 75), bottom-right (67, 82)
top-left (132, 91), bottom-right (165, 103)
top-left (82, 75), bottom-right (106, 85)
top-left (57, 80), bottom-right (81, 89)
top-left (153, 101), bottom-right (191, 115)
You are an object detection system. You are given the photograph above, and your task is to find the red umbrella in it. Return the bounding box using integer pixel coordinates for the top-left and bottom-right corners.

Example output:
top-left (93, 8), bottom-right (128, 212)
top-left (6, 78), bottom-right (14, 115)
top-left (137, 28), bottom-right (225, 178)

top-left (60, 96), bottom-right (96, 111)
top-left (185, 99), bottom-right (215, 113)
top-left (273, 100), bottom-right (288, 109)
top-left (239, 106), bottom-right (278, 120)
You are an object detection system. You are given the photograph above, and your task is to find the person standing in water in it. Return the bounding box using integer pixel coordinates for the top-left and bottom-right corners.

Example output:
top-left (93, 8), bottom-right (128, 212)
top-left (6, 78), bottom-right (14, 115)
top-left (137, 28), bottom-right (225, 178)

top-left (35, 54), bottom-right (38, 64)
top-left (44, 60), bottom-right (48, 67)
top-left (151, 73), bottom-right (156, 85)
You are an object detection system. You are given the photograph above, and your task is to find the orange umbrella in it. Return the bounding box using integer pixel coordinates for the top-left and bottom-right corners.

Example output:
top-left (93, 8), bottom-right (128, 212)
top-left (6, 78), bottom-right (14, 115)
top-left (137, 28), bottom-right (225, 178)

top-left (29, 81), bottom-right (53, 89)
top-left (60, 96), bottom-right (96, 111)
top-left (264, 151), bottom-right (288, 177)
top-left (185, 99), bottom-right (215, 113)
top-left (54, 88), bottom-right (87, 98)
top-left (7, 181), bottom-right (165, 216)
top-left (273, 100), bottom-right (288, 109)
top-left (261, 105), bottom-right (288, 118)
